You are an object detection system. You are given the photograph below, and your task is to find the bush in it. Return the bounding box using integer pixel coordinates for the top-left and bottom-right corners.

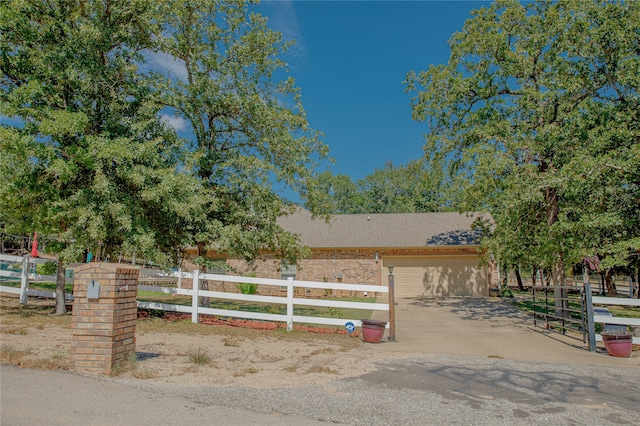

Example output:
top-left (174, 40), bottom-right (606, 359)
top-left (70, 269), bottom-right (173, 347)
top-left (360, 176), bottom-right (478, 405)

top-left (236, 282), bottom-right (258, 295)
top-left (36, 261), bottom-right (57, 276)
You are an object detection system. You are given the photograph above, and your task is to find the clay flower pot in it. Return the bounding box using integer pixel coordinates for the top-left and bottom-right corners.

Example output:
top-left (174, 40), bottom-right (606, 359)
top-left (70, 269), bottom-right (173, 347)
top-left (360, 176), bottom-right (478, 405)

top-left (601, 330), bottom-right (633, 358)
top-left (361, 319), bottom-right (387, 343)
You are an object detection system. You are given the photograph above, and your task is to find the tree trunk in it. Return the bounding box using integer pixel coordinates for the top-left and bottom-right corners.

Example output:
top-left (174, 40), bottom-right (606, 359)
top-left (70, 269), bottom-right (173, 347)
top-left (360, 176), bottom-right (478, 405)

top-left (197, 242), bottom-right (210, 307)
top-left (54, 258), bottom-right (66, 315)
top-left (544, 185), bottom-right (569, 318)
top-left (531, 266), bottom-right (537, 287)
top-left (603, 268), bottom-right (617, 297)
top-left (514, 267), bottom-right (524, 291)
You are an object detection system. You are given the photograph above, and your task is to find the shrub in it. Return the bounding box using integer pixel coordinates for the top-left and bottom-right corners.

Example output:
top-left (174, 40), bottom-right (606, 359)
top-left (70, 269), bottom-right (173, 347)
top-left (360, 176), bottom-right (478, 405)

top-left (236, 282), bottom-right (258, 294)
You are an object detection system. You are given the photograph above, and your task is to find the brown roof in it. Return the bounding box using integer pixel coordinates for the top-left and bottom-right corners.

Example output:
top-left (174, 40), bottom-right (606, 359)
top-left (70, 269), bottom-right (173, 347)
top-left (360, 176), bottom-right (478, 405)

top-left (277, 210), bottom-right (492, 249)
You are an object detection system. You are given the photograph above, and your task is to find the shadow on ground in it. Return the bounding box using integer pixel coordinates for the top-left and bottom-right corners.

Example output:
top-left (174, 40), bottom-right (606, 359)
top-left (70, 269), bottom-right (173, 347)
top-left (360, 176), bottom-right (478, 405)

top-left (408, 296), bottom-right (530, 322)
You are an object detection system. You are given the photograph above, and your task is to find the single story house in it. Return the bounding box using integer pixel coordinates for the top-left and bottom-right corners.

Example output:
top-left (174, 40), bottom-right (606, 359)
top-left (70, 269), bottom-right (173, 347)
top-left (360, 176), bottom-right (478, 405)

top-left (186, 210), bottom-right (497, 298)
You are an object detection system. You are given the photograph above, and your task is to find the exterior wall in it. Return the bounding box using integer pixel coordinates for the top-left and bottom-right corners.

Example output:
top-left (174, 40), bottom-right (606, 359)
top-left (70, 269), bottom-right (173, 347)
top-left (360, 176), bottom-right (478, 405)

top-left (182, 246), bottom-right (483, 298)
top-left (383, 255), bottom-right (488, 297)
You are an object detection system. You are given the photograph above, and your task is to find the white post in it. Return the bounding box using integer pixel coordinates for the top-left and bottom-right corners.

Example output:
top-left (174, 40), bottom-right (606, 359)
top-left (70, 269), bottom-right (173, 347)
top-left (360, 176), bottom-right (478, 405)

top-left (192, 269), bottom-right (200, 324)
top-left (178, 267), bottom-right (182, 289)
top-left (19, 254), bottom-right (30, 305)
top-left (286, 277), bottom-right (294, 331)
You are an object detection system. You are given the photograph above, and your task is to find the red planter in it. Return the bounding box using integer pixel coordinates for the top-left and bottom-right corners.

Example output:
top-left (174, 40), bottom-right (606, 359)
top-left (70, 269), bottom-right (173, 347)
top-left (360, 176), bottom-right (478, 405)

top-left (361, 319), bottom-right (387, 343)
top-left (602, 333), bottom-right (633, 358)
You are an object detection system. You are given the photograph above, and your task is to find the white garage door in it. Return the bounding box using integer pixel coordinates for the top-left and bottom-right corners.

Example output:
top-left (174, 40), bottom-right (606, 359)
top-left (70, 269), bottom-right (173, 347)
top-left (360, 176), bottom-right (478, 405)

top-left (383, 256), bottom-right (487, 298)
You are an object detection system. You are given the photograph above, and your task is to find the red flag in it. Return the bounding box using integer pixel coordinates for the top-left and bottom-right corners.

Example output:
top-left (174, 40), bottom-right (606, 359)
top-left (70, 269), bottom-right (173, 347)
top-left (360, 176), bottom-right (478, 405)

top-left (31, 232), bottom-right (39, 258)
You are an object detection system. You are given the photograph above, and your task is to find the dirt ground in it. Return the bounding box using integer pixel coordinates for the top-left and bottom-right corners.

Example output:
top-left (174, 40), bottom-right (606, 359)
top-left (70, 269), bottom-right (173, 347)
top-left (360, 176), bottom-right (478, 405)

top-left (0, 294), bottom-right (410, 389)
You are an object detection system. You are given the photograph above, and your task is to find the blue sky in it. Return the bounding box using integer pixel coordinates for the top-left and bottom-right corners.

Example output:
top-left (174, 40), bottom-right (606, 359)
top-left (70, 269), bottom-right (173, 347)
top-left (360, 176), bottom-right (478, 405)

top-left (257, 0), bottom-right (492, 181)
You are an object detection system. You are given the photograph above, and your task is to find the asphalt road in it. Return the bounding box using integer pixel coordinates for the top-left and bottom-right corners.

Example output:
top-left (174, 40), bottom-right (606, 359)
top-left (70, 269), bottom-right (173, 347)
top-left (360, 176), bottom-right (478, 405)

top-left (2, 355), bottom-right (639, 425)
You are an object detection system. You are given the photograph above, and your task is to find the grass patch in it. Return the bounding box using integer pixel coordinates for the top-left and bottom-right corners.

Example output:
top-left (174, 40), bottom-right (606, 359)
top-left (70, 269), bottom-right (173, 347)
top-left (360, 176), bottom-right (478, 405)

top-left (111, 353), bottom-right (138, 376)
top-left (284, 364), bottom-right (299, 373)
top-left (0, 281), bottom-right (73, 294)
top-left (5, 326), bottom-right (28, 335)
top-left (188, 347), bottom-right (211, 365)
top-left (223, 336), bottom-right (241, 347)
top-left (0, 344), bottom-right (70, 370)
top-left (137, 292), bottom-right (378, 322)
top-left (306, 365), bottom-right (338, 374)
top-left (304, 347), bottom-right (336, 358)
top-left (232, 367), bottom-right (259, 377)
top-left (0, 296), bottom-right (72, 327)
top-left (1, 344), bottom-right (33, 363)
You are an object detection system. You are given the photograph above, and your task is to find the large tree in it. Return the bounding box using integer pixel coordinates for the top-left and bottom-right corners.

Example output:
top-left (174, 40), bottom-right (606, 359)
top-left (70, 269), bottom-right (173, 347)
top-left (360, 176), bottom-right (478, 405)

top-left (1, 0), bottom-right (199, 313)
top-left (406, 0), bottom-right (640, 296)
top-left (2, 0), bottom-right (330, 310)
top-left (151, 0), bottom-right (329, 274)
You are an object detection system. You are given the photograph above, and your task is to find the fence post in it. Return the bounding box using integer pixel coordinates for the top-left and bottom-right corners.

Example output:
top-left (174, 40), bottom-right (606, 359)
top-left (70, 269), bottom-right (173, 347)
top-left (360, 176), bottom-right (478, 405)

top-left (192, 269), bottom-right (200, 324)
top-left (19, 254), bottom-right (30, 305)
top-left (286, 277), bottom-right (294, 331)
top-left (388, 270), bottom-right (396, 342)
top-left (584, 280), bottom-right (596, 352)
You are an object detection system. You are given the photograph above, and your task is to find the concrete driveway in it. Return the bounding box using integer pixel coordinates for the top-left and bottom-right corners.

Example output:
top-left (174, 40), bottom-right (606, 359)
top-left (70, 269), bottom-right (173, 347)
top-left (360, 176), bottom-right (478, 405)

top-left (371, 295), bottom-right (639, 368)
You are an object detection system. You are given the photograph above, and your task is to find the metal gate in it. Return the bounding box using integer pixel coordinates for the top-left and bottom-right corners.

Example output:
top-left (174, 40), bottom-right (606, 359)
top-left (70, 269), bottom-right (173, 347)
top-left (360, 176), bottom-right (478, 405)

top-left (532, 285), bottom-right (586, 344)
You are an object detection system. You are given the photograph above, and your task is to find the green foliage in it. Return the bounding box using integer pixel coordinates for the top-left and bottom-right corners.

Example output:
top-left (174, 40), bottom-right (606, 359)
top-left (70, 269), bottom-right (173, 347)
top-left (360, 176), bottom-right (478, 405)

top-left (36, 261), bottom-right (57, 276)
top-left (313, 159), bottom-right (451, 214)
top-left (151, 0), bottom-right (329, 266)
top-left (0, 0), bottom-right (197, 268)
top-left (1, 0), bottom-right (328, 274)
top-left (406, 0), bottom-right (640, 283)
top-left (327, 307), bottom-right (344, 319)
top-left (236, 282), bottom-right (258, 295)
top-left (188, 347), bottom-right (211, 365)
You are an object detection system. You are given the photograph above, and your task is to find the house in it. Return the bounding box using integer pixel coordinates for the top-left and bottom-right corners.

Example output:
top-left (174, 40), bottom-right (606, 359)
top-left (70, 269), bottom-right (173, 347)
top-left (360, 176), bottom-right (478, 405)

top-left (187, 210), bottom-right (497, 298)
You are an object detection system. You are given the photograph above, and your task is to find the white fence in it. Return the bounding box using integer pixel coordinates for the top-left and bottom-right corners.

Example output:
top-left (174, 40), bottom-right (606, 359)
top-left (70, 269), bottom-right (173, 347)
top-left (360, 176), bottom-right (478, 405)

top-left (1, 260), bottom-right (390, 332)
top-left (0, 254), bottom-right (73, 304)
top-left (591, 296), bottom-right (640, 345)
top-left (139, 270), bottom-right (390, 331)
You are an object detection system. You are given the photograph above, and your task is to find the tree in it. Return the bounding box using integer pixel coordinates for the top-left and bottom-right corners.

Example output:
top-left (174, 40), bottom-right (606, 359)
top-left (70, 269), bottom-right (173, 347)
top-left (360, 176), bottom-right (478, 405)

top-left (149, 0), bottom-right (329, 304)
top-left (315, 159), bottom-right (450, 214)
top-left (313, 172), bottom-right (365, 214)
top-left (1, 0), bottom-right (198, 313)
top-left (406, 0), bottom-right (640, 297)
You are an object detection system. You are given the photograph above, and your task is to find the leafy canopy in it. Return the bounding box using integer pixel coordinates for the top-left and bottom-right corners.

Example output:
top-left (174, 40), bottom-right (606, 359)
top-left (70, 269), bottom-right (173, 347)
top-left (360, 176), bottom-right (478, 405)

top-left (0, 0), bottom-right (329, 269)
top-left (406, 0), bottom-right (640, 278)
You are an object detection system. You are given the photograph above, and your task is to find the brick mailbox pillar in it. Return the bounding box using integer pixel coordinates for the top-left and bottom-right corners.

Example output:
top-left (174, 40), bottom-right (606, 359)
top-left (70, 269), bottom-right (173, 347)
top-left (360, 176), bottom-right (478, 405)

top-left (71, 263), bottom-right (139, 374)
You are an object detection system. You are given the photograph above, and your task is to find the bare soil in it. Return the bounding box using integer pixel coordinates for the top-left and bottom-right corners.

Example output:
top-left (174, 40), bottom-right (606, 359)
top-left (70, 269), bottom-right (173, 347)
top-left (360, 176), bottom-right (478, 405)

top-left (0, 294), bottom-right (405, 388)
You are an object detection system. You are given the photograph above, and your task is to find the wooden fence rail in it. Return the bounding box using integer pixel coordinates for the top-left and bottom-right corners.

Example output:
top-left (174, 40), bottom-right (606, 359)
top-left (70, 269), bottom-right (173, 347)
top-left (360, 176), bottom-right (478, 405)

top-left (0, 254), bottom-right (73, 304)
top-left (139, 270), bottom-right (390, 331)
top-left (1, 259), bottom-right (390, 332)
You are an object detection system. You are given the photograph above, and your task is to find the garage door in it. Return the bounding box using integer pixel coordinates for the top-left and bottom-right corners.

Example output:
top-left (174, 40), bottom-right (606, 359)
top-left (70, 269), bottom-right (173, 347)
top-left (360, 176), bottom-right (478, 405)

top-left (383, 256), bottom-right (487, 298)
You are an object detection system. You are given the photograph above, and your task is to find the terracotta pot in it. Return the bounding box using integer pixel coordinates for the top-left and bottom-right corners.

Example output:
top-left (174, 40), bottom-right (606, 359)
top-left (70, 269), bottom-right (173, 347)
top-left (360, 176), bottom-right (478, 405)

top-left (602, 333), bottom-right (633, 358)
top-left (361, 319), bottom-right (386, 343)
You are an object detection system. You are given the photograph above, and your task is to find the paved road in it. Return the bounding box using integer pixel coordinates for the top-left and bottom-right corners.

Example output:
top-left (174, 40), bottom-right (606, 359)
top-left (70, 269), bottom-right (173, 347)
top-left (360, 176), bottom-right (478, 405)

top-left (3, 355), bottom-right (639, 425)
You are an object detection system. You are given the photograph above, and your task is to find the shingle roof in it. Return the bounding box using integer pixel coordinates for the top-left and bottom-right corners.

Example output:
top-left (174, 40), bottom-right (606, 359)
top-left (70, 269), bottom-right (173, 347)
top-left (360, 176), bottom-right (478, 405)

top-left (277, 210), bottom-right (492, 249)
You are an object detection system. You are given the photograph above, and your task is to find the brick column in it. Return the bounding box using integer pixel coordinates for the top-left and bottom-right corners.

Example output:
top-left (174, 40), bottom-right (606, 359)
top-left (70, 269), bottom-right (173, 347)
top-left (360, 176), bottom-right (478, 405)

top-left (71, 263), bottom-right (139, 374)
